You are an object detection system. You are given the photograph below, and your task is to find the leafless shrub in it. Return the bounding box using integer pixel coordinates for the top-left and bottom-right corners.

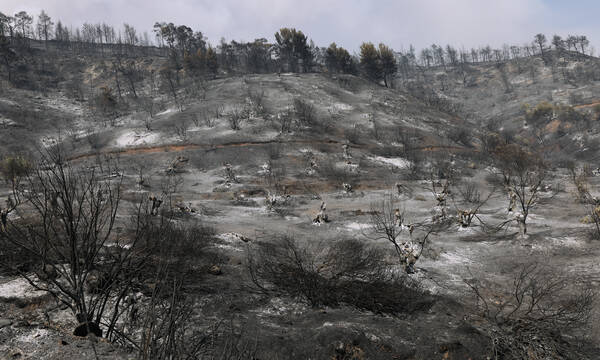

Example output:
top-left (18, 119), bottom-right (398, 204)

top-left (464, 262), bottom-right (595, 360)
top-left (366, 194), bottom-right (436, 269)
top-left (448, 126), bottom-right (473, 147)
top-left (318, 159), bottom-right (357, 187)
top-left (336, 75), bottom-right (359, 92)
top-left (568, 165), bottom-right (600, 239)
top-left (195, 108), bottom-right (215, 128)
top-left (276, 109), bottom-right (293, 133)
top-left (1, 147), bottom-right (221, 355)
top-left (247, 236), bottom-right (433, 315)
top-left (214, 104), bottom-right (225, 119)
top-left (371, 120), bottom-right (386, 142)
top-left (371, 145), bottom-right (404, 158)
top-left (264, 160), bottom-right (287, 195)
top-left (0, 148), bottom-right (145, 338)
top-left (402, 160), bottom-right (424, 181)
top-left (136, 223), bottom-right (218, 359)
top-left (497, 63), bottom-right (513, 93)
top-left (173, 118), bottom-right (188, 142)
top-left (293, 98), bottom-right (316, 127)
top-left (0, 155), bottom-right (32, 187)
top-left (484, 172), bottom-right (505, 187)
top-left (86, 130), bottom-right (102, 151)
top-left (493, 144), bottom-right (548, 235)
top-left (160, 173), bottom-right (185, 210)
top-left (227, 105), bottom-right (244, 130)
top-left (459, 181), bottom-right (481, 203)
top-left (137, 96), bottom-right (156, 129)
top-left (248, 89), bottom-right (267, 116)
top-left (266, 142), bottom-right (283, 160)
top-left (569, 92), bottom-right (585, 105)
top-left (405, 82), bottom-right (463, 115)
top-left (138, 279), bottom-right (209, 360)
top-left (345, 124), bottom-right (362, 145)
top-left (191, 112), bottom-right (202, 128)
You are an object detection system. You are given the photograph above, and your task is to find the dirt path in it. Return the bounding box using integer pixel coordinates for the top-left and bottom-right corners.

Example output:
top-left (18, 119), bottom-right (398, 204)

top-left (574, 100), bottom-right (600, 110)
top-left (67, 139), bottom-right (469, 162)
top-left (67, 139), bottom-right (344, 161)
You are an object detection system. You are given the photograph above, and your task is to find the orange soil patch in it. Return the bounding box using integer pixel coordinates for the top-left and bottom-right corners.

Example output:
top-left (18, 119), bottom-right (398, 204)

top-left (574, 100), bottom-right (600, 110)
top-left (68, 139), bottom-right (349, 162)
top-left (545, 119), bottom-right (561, 133)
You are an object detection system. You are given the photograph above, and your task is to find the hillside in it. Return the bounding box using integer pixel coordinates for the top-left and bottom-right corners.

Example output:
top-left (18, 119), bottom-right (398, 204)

top-left (1, 43), bottom-right (600, 359)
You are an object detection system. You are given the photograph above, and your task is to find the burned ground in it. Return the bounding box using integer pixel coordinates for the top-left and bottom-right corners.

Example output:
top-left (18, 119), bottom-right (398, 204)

top-left (1, 47), bottom-right (600, 359)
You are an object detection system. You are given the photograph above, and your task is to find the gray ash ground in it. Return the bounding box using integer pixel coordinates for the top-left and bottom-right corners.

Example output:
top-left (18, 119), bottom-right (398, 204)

top-left (2, 63), bottom-right (600, 358)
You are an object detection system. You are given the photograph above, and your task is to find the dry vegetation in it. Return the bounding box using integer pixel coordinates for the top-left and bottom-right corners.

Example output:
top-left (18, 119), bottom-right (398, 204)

top-left (1, 16), bottom-right (600, 359)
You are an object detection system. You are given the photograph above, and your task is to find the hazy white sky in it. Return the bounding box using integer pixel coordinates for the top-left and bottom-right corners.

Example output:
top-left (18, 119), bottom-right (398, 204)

top-left (3, 0), bottom-right (598, 53)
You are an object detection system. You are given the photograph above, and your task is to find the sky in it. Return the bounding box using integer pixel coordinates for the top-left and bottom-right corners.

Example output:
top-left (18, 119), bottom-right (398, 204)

top-left (3, 0), bottom-right (599, 54)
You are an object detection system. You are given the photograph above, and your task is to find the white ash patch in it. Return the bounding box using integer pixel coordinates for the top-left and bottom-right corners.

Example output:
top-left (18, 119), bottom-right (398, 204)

top-left (186, 125), bottom-right (204, 132)
top-left (212, 243), bottom-right (243, 252)
top-left (0, 98), bottom-right (20, 107)
top-left (116, 130), bottom-right (160, 147)
top-left (14, 328), bottom-right (52, 344)
top-left (106, 242), bottom-right (132, 250)
top-left (0, 277), bottom-right (46, 301)
top-left (156, 107), bottom-right (177, 116)
top-left (369, 156), bottom-right (411, 169)
top-left (216, 232), bottom-right (250, 244)
top-left (511, 74), bottom-right (530, 85)
top-left (439, 250), bottom-right (475, 266)
top-left (259, 297), bottom-right (308, 317)
top-left (0, 116), bottom-right (16, 126)
top-left (332, 102), bottom-right (353, 111)
top-left (320, 321), bottom-right (356, 328)
top-left (395, 241), bottom-right (421, 255)
top-left (533, 236), bottom-right (585, 250)
top-left (299, 148), bottom-right (324, 155)
top-left (40, 136), bottom-right (60, 148)
top-left (526, 213), bottom-right (545, 223)
top-left (41, 96), bottom-right (85, 116)
top-left (344, 222), bottom-right (370, 231)
top-left (457, 225), bottom-right (477, 233)
top-left (257, 162), bottom-right (271, 175)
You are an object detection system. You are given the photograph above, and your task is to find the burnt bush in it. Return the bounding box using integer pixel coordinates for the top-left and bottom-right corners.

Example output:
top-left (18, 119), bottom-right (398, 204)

top-left (139, 220), bottom-right (217, 283)
top-left (317, 159), bottom-right (359, 187)
top-left (345, 125), bottom-right (362, 145)
top-left (248, 236), bottom-right (434, 315)
top-left (227, 105), bottom-right (245, 130)
top-left (465, 262), bottom-right (596, 359)
top-left (0, 238), bottom-right (40, 275)
top-left (448, 126), bottom-right (473, 147)
top-left (248, 88), bottom-right (267, 116)
top-left (405, 82), bottom-right (463, 115)
top-left (459, 181), bottom-right (481, 203)
top-left (0, 155), bottom-right (32, 183)
top-left (293, 98), bottom-right (316, 127)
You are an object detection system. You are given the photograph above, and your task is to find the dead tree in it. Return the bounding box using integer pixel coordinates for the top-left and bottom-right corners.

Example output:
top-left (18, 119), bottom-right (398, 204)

top-left (569, 164), bottom-right (600, 239)
top-left (494, 144), bottom-right (547, 236)
top-left (366, 194), bottom-right (433, 273)
top-left (453, 182), bottom-right (495, 228)
top-left (464, 262), bottom-right (595, 359)
top-left (136, 223), bottom-right (218, 359)
top-left (160, 66), bottom-right (181, 112)
top-left (0, 148), bottom-right (150, 338)
top-left (428, 172), bottom-right (453, 223)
